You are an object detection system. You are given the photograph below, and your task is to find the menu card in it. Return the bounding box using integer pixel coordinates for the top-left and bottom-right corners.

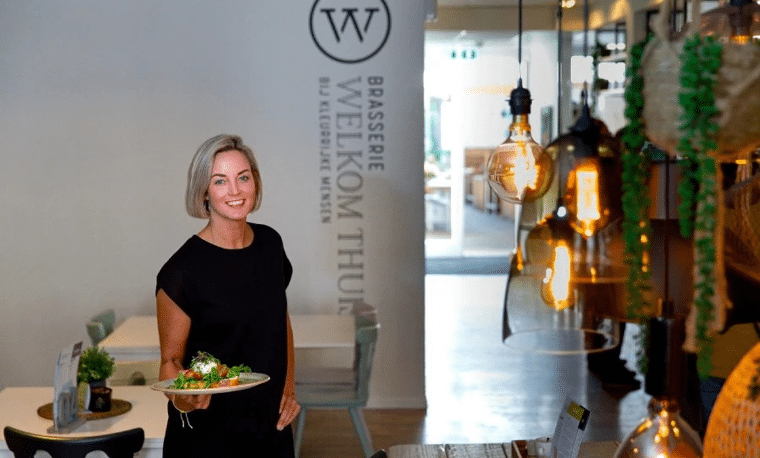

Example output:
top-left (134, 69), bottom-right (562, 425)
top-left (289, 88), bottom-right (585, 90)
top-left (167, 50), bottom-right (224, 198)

top-left (550, 396), bottom-right (590, 458)
top-left (49, 341), bottom-right (85, 433)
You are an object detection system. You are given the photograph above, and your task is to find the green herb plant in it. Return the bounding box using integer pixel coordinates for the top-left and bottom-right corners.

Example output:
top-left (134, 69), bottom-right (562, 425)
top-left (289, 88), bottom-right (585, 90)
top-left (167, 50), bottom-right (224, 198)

top-left (78, 347), bottom-right (115, 383)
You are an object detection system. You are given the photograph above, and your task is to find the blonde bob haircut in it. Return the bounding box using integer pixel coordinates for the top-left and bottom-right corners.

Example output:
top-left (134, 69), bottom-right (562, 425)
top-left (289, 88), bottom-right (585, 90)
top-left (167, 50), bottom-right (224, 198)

top-left (185, 134), bottom-right (263, 219)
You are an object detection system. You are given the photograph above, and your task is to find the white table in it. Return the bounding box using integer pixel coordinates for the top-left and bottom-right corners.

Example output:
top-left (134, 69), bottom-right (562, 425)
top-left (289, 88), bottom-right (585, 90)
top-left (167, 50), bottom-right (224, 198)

top-left (100, 314), bottom-right (355, 361)
top-left (99, 316), bottom-right (159, 361)
top-left (0, 386), bottom-right (168, 458)
top-left (388, 441), bottom-right (620, 458)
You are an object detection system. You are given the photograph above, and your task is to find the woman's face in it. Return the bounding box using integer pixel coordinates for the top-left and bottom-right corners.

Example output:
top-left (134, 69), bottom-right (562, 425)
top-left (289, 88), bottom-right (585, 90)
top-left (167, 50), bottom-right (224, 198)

top-left (205, 149), bottom-right (256, 222)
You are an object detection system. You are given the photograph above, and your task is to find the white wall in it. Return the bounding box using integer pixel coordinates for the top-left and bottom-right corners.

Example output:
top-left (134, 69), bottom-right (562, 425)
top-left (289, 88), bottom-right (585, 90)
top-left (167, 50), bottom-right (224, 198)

top-left (0, 0), bottom-right (425, 408)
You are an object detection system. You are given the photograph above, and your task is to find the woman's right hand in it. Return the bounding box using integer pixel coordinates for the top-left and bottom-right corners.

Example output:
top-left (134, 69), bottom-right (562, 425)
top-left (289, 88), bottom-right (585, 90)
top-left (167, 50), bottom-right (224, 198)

top-left (158, 290), bottom-right (210, 412)
top-left (170, 393), bottom-right (211, 412)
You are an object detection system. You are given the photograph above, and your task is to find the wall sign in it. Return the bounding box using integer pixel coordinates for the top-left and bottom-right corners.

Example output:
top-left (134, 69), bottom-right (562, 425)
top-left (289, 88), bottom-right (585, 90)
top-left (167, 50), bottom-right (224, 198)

top-left (309, 0), bottom-right (391, 64)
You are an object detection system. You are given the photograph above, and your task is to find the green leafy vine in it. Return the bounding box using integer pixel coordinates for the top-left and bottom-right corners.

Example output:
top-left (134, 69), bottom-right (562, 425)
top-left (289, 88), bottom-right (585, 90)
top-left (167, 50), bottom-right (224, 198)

top-left (677, 34), bottom-right (722, 379)
top-left (621, 36), bottom-right (653, 373)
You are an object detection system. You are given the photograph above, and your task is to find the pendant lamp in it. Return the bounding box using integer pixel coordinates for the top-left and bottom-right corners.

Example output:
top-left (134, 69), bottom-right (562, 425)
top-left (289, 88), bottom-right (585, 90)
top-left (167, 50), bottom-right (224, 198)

top-left (487, 0), bottom-right (554, 207)
top-left (563, 100), bottom-right (624, 240)
top-left (487, 80), bottom-right (554, 205)
top-left (499, 0), bottom-right (620, 354)
top-left (612, 311), bottom-right (703, 458)
top-left (613, 157), bottom-right (703, 458)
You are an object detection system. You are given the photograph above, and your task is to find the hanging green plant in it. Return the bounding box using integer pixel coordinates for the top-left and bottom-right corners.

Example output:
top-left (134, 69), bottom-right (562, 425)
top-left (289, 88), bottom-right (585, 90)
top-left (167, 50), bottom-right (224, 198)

top-left (677, 33), bottom-right (722, 379)
top-left (621, 36), bottom-right (653, 373)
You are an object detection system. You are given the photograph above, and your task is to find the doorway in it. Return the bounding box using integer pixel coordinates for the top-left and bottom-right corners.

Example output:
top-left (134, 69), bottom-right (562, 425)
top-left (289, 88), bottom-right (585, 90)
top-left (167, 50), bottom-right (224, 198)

top-left (423, 31), bottom-right (525, 261)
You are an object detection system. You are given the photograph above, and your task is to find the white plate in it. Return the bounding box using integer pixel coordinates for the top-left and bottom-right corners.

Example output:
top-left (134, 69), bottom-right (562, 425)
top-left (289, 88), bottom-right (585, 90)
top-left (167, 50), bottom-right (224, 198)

top-left (150, 372), bottom-right (270, 395)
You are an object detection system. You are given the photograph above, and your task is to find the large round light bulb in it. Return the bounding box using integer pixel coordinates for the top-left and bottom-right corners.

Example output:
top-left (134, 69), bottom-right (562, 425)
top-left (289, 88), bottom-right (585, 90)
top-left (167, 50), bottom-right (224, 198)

top-left (487, 82), bottom-right (553, 204)
top-left (488, 129), bottom-right (554, 203)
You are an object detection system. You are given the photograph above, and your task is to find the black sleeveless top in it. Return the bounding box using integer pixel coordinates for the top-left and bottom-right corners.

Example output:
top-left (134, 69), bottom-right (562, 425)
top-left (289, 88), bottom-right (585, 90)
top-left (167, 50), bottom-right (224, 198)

top-left (156, 223), bottom-right (294, 457)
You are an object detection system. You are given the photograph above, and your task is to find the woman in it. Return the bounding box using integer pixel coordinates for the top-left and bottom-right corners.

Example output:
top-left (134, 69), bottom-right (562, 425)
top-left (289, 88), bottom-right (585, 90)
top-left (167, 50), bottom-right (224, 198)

top-left (156, 134), bottom-right (300, 457)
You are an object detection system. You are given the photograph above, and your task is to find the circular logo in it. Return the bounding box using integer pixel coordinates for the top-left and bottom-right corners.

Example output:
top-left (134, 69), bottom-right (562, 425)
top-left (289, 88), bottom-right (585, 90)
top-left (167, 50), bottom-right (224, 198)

top-left (309, 0), bottom-right (391, 64)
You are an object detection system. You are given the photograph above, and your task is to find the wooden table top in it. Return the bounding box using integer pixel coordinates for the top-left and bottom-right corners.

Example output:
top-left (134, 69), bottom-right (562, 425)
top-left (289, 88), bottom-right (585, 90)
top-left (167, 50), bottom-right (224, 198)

top-left (388, 441), bottom-right (620, 458)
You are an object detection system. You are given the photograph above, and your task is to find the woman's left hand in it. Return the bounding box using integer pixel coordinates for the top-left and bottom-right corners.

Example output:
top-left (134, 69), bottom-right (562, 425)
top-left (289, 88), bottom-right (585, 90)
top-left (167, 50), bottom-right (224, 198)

top-left (277, 391), bottom-right (300, 431)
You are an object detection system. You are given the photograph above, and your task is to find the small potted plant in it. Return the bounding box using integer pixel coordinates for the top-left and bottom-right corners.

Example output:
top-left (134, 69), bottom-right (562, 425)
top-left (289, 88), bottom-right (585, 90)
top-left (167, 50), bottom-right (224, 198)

top-left (77, 347), bottom-right (115, 412)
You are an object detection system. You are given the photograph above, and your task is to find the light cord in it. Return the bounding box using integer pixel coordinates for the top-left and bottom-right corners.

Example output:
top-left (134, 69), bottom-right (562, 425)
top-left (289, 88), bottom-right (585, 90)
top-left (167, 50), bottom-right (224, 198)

top-left (583, 0), bottom-right (589, 57)
top-left (557, 0), bottom-right (563, 136)
top-left (518, 0), bottom-right (523, 76)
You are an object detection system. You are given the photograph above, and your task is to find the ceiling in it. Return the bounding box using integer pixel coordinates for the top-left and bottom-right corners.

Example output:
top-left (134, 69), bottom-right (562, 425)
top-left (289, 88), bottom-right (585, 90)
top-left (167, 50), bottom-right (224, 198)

top-left (436, 0), bottom-right (567, 8)
top-left (425, 0), bottom-right (626, 50)
top-left (425, 29), bottom-right (518, 46)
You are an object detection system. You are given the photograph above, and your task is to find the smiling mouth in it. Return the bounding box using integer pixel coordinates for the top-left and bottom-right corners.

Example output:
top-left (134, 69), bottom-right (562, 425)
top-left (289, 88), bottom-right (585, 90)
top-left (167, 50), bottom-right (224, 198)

top-left (227, 200), bottom-right (245, 206)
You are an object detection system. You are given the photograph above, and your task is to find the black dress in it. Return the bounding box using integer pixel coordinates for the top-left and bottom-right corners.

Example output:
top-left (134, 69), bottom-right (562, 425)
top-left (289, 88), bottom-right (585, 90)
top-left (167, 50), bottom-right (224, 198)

top-left (156, 223), bottom-right (295, 457)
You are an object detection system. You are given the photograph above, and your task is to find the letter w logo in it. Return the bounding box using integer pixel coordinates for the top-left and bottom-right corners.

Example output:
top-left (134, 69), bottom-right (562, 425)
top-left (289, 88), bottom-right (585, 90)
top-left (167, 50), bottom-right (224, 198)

top-left (320, 8), bottom-right (379, 43)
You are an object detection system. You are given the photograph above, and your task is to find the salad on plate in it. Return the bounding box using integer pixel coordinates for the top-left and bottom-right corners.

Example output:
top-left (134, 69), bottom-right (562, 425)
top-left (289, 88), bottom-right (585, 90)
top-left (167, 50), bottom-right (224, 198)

top-left (173, 351), bottom-right (252, 390)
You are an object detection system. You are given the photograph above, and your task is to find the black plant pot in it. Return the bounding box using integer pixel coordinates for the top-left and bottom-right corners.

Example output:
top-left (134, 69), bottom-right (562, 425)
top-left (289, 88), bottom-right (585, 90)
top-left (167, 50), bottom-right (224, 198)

top-left (88, 382), bottom-right (112, 412)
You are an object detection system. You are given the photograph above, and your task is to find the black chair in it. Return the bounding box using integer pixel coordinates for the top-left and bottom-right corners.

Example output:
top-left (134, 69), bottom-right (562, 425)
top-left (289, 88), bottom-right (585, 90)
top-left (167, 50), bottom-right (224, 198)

top-left (3, 426), bottom-right (144, 458)
top-left (370, 450), bottom-right (387, 458)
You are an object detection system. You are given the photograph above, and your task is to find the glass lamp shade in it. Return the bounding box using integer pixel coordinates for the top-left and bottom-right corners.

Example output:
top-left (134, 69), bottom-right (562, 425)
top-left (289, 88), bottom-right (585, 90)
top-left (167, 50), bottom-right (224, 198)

top-left (546, 118), bottom-right (620, 196)
top-left (615, 316), bottom-right (703, 458)
top-left (488, 115), bottom-right (554, 204)
top-left (612, 397), bottom-right (703, 458)
top-left (524, 204), bottom-right (577, 270)
top-left (523, 204), bottom-right (579, 310)
top-left (546, 105), bottom-right (623, 238)
top-left (502, 219), bottom-right (622, 354)
top-left (525, 204), bottom-right (627, 285)
top-left (701, 0), bottom-right (760, 44)
top-left (518, 200), bottom-right (629, 340)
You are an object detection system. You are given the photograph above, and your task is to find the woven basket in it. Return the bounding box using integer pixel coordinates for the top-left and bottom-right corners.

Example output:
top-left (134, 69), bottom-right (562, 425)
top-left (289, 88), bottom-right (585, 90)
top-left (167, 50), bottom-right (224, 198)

top-left (724, 166), bottom-right (760, 279)
top-left (640, 0), bottom-right (760, 161)
top-left (703, 341), bottom-right (760, 458)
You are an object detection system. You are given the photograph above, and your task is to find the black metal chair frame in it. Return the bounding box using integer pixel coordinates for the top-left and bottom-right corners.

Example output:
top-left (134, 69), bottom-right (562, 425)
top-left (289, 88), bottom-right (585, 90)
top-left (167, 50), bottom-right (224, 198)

top-left (3, 426), bottom-right (144, 458)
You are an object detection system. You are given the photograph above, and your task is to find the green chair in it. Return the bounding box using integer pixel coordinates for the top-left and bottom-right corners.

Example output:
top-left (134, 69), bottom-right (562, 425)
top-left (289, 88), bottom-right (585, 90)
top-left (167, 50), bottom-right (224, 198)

top-left (339, 301), bottom-right (377, 322)
top-left (297, 303), bottom-right (378, 387)
top-left (293, 317), bottom-right (380, 458)
top-left (86, 309), bottom-right (115, 346)
top-left (4, 426), bottom-right (144, 458)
